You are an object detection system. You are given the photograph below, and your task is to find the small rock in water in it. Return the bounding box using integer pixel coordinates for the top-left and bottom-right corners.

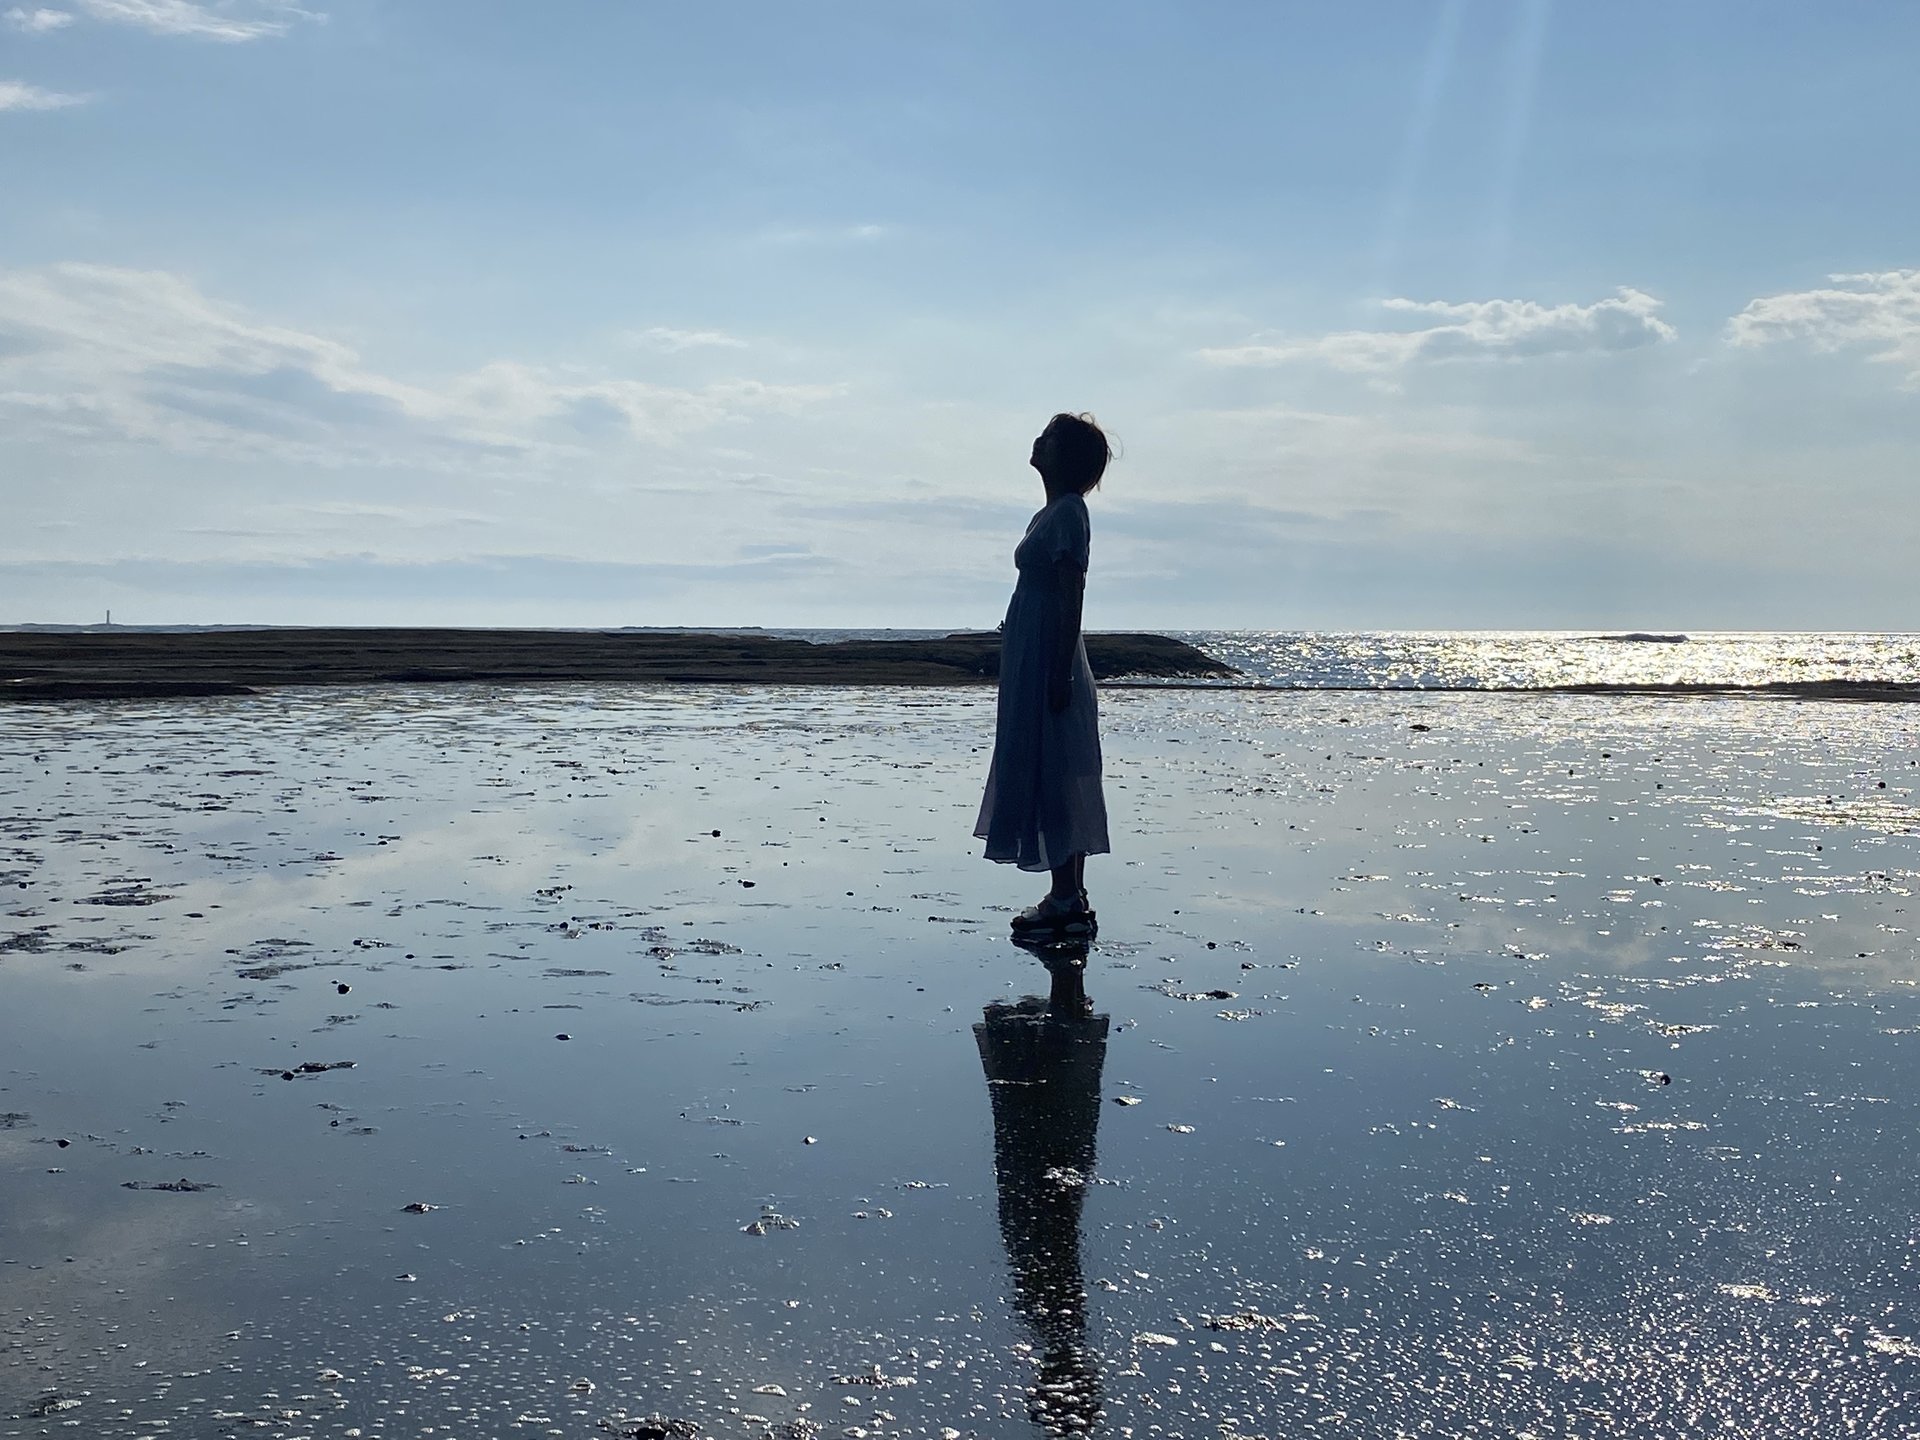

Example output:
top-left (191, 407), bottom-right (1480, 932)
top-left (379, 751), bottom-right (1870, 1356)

top-left (599, 1415), bottom-right (703, 1439)
top-left (1204, 1308), bottom-right (1288, 1331)
top-left (828, 1363), bottom-right (915, 1389)
top-left (742, 1208), bottom-right (800, 1236)
top-left (400, 1201), bottom-right (437, 1214)
top-left (122, 1177), bottom-right (219, 1192)
top-left (271, 1059), bottom-right (358, 1079)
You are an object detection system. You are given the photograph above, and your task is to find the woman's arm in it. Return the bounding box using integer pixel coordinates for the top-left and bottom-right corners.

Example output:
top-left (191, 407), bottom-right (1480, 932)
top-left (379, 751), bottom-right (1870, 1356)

top-left (1047, 561), bottom-right (1086, 712)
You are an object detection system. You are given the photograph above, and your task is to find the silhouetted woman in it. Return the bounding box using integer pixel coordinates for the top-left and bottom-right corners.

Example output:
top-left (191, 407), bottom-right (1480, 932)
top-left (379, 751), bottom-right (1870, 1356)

top-left (975, 413), bottom-right (1112, 936)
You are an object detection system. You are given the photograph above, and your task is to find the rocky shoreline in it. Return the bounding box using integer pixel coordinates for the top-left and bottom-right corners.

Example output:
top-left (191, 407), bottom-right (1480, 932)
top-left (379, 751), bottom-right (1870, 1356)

top-left (0, 628), bottom-right (1238, 701)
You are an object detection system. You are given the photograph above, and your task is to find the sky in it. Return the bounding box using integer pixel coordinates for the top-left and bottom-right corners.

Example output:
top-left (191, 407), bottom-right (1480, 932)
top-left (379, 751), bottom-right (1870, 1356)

top-left (3, 1), bottom-right (1918, 631)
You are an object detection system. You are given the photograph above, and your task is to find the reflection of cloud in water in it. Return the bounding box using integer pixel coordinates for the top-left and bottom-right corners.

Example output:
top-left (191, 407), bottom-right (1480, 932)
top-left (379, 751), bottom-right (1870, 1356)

top-left (0, 1169), bottom-right (293, 1417)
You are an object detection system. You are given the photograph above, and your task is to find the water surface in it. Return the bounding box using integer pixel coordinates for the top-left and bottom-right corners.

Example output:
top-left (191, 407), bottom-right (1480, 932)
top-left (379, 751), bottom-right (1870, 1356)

top-left (2, 685), bottom-right (1915, 1436)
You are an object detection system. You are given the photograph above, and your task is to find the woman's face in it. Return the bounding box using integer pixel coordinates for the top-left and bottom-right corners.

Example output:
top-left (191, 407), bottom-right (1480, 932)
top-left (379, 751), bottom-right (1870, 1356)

top-left (1030, 426), bottom-right (1056, 473)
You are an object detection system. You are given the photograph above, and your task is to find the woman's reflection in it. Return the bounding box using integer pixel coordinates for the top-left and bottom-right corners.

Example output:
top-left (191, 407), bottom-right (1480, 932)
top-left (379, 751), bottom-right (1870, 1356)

top-left (974, 938), bottom-right (1107, 1435)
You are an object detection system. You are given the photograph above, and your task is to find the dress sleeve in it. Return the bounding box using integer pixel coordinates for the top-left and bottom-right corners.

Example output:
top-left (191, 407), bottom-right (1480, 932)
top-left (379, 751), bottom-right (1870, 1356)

top-left (1047, 496), bottom-right (1092, 572)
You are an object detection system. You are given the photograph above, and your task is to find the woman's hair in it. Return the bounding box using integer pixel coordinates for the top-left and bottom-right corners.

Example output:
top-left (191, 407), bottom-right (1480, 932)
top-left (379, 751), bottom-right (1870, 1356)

top-left (1045, 412), bottom-right (1113, 494)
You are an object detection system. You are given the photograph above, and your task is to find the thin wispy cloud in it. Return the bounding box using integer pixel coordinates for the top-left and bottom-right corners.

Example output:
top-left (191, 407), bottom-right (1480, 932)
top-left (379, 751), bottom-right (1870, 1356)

top-left (628, 326), bottom-right (750, 353)
top-left (5, 7), bottom-right (76, 32)
top-left (1198, 402), bottom-right (1540, 465)
top-left (1728, 270), bottom-right (1920, 389)
top-left (73, 0), bottom-right (318, 42)
top-left (758, 222), bottom-right (893, 246)
top-left (1201, 288), bottom-right (1677, 372)
top-left (0, 78), bottom-right (89, 109)
top-left (262, 500), bottom-right (501, 530)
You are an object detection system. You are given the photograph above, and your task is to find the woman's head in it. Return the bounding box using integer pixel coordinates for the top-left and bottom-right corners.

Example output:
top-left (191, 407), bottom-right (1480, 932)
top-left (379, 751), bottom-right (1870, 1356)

top-left (1031, 412), bottom-right (1112, 495)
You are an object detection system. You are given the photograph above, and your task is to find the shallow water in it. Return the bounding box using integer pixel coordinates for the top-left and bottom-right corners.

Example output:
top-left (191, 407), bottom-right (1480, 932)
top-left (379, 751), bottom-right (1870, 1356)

top-left (1174, 629), bottom-right (1920, 689)
top-left (1, 685), bottom-right (1916, 1437)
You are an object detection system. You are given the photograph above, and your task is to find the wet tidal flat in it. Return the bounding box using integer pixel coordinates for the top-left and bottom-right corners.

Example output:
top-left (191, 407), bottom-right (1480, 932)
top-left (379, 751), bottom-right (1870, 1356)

top-left (1, 685), bottom-right (1917, 1438)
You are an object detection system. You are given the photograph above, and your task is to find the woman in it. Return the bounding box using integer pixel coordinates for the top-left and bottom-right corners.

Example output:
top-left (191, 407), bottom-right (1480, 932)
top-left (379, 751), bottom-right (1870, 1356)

top-left (975, 412), bottom-right (1112, 936)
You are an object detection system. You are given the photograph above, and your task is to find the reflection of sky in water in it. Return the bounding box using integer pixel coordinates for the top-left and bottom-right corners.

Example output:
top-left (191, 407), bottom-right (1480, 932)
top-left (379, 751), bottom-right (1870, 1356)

top-left (1, 685), bottom-right (1916, 1436)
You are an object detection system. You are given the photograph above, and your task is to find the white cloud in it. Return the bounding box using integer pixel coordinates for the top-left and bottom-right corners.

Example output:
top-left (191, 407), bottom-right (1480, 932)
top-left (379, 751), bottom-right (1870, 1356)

top-left (628, 326), bottom-right (749, 353)
top-left (1727, 270), bottom-right (1920, 388)
top-left (5, 7), bottom-right (76, 32)
top-left (0, 262), bottom-right (841, 467)
top-left (0, 78), bottom-right (88, 109)
top-left (73, 0), bottom-right (317, 42)
top-left (1200, 288), bottom-right (1677, 372)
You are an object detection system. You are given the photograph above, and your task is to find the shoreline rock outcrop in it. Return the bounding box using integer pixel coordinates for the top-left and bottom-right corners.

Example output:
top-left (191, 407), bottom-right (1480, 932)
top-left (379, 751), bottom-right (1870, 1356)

top-left (0, 627), bottom-right (1238, 700)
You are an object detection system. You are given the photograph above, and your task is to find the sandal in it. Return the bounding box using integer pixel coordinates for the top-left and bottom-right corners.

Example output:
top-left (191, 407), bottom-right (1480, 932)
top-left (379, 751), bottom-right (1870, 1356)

top-left (1009, 891), bottom-right (1096, 936)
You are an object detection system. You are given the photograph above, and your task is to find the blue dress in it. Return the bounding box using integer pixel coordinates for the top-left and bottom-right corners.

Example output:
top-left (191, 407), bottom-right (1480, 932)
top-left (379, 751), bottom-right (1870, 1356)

top-left (974, 494), bottom-right (1111, 872)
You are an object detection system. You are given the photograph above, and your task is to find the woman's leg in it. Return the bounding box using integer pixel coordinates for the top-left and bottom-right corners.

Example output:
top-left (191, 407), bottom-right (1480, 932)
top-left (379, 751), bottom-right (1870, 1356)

top-left (1012, 855), bottom-right (1093, 932)
top-left (1047, 855), bottom-right (1087, 904)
